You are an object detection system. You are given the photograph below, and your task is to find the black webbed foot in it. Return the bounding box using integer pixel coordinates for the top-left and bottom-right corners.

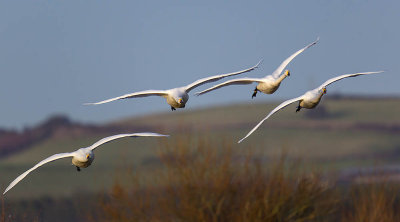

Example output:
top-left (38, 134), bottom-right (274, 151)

top-left (295, 106), bottom-right (302, 113)
top-left (76, 166), bottom-right (81, 172)
top-left (171, 106), bottom-right (176, 111)
top-left (251, 87), bottom-right (258, 99)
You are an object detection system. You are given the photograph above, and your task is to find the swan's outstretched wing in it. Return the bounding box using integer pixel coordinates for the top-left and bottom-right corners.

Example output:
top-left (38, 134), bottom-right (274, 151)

top-left (271, 38), bottom-right (319, 79)
top-left (3, 152), bottom-right (75, 195)
top-left (88, 133), bottom-right (169, 151)
top-left (238, 96), bottom-right (304, 143)
top-left (194, 77), bottom-right (264, 96)
top-left (84, 90), bottom-right (169, 105)
top-left (317, 71), bottom-right (384, 91)
top-left (184, 60), bottom-right (262, 93)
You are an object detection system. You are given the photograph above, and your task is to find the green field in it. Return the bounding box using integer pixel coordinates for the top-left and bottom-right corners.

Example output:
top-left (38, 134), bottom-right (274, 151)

top-left (1, 97), bottom-right (399, 200)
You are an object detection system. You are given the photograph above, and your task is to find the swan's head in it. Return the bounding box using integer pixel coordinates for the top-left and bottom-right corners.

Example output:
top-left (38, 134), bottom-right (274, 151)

top-left (81, 151), bottom-right (94, 161)
top-left (74, 149), bottom-right (94, 162)
top-left (284, 70), bottom-right (290, 77)
top-left (174, 97), bottom-right (184, 105)
top-left (178, 98), bottom-right (186, 107)
top-left (85, 151), bottom-right (95, 163)
top-left (322, 88), bottom-right (327, 95)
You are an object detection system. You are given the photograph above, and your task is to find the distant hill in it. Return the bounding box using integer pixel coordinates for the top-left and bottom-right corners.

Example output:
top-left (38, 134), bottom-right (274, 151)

top-left (0, 115), bottom-right (154, 158)
top-left (1, 96), bottom-right (399, 199)
top-left (1, 96), bottom-right (399, 159)
top-left (112, 95), bottom-right (400, 133)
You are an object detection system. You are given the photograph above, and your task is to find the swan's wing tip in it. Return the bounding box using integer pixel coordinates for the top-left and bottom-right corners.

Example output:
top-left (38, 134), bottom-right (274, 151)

top-left (255, 59), bottom-right (263, 68)
top-left (3, 183), bottom-right (15, 195)
top-left (358, 70), bottom-right (385, 75)
top-left (311, 37), bottom-right (319, 45)
top-left (132, 133), bottom-right (169, 137)
top-left (143, 133), bottom-right (170, 137)
top-left (3, 186), bottom-right (11, 195)
top-left (83, 102), bottom-right (96, 105)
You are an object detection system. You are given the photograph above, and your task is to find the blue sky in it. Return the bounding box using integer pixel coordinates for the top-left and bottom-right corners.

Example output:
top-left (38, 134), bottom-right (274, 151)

top-left (0, 0), bottom-right (398, 129)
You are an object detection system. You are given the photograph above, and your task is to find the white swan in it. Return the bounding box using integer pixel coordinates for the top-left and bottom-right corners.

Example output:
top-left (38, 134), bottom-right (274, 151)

top-left (195, 38), bottom-right (319, 98)
top-left (85, 61), bottom-right (262, 111)
top-left (3, 132), bottom-right (169, 195)
top-left (238, 71), bottom-right (384, 143)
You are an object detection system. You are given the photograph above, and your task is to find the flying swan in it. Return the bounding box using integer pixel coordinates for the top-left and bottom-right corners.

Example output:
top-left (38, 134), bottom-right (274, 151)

top-left (195, 38), bottom-right (319, 98)
top-left (3, 132), bottom-right (168, 195)
top-left (237, 71), bottom-right (384, 143)
top-left (85, 61), bottom-right (262, 111)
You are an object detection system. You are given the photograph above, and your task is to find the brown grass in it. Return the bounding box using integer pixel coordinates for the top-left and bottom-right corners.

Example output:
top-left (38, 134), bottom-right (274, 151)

top-left (3, 136), bottom-right (400, 221)
top-left (341, 182), bottom-right (400, 222)
top-left (93, 136), bottom-right (339, 222)
top-left (1, 195), bottom-right (4, 222)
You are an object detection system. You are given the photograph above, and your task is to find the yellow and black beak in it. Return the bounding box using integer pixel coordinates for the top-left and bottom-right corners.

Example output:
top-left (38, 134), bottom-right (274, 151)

top-left (322, 88), bottom-right (327, 94)
top-left (178, 99), bottom-right (183, 104)
top-left (285, 70), bottom-right (290, 76)
top-left (86, 154), bottom-right (90, 159)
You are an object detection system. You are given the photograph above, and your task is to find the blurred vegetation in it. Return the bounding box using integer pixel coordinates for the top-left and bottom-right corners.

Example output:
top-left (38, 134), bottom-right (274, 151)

top-left (1, 136), bottom-right (400, 221)
top-left (1, 98), bottom-right (400, 199)
top-left (1, 98), bottom-right (400, 221)
top-left (87, 137), bottom-right (399, 222)
top-left (342, 183), bottom-right (400, 222)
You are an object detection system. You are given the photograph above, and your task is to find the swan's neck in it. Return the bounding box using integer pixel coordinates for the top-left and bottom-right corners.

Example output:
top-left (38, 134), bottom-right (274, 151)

top-left (318, 91), bottom-right (325, 100)
top-left (276, 73), bottom-right (289, 83)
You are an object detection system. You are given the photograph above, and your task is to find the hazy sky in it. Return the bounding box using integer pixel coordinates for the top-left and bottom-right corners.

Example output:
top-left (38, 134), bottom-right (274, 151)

top-left (0, 0), bottom-right (398, 129)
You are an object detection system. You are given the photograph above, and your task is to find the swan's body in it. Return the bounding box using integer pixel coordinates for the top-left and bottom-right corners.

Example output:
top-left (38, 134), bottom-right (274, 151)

top-left (85, 61), bottom-right (261, 111)
top-left (238, 71), bottom-right (384, 143)
top-left (71, 149), bottom-right (94, 168)
top-left (256, 74), bottom-right (289, 94)
top-left (164, 88), bottom-right (190, 109)
top-left (195, 38), bottom-right (319, 98)
top-left (299, 89), bottom-right (324, 109)
top-left (3, 132), bottom-right (168, 195)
